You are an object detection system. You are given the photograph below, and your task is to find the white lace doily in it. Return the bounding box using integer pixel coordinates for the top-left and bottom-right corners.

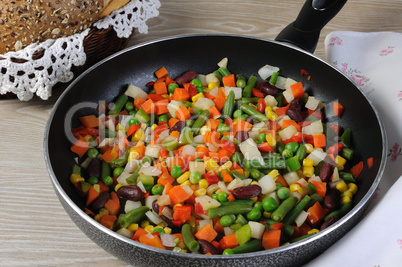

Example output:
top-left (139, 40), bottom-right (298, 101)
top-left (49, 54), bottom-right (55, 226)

top-left (0, 0), bottom-right (161, 101)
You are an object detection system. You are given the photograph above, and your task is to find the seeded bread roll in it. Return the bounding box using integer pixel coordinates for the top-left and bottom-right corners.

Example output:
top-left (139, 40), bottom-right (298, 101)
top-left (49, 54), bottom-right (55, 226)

top-left (0, 0), bottom-right (129, 54)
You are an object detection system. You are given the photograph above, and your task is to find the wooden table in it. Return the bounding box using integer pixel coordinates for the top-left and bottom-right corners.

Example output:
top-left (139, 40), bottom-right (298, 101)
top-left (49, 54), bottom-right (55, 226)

top-left (1, 1), bottom-right (401, 266)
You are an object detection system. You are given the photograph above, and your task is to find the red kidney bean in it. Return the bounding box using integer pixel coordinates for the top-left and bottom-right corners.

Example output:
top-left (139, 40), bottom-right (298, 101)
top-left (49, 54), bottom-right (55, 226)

top-left (152, 200), bottom-right (160, 214)
top-left (286, 108), bottom-right (304, 123)
top-left (89, 191), bottom-right (110, 211)
top-left (245, 116), bottom-right (254, 125)
top-left (289, 97), bottom-right (303, 111)
top-left (320, 215), bottom-right (340, 230)
top-left (324, 189), bottom-right (341, 210)
top-left (117, 185), bottom-right (143, 201)
top-left (235, 130), bottom-right (249, 142)
top-left (320, 162), bottom-right (333, 182)
top-left (87, 158), bottom-right (101, 178)
top-left (198, 239), bottom-right (220, 255)
top-left (169, 120), bottom-right (186, 134)
top-left (256, 80), bottom-right (278, 96)
top-left (232, 184), bottom-right (262, 199)
top-left (175, 70), bottom-right (197, 86)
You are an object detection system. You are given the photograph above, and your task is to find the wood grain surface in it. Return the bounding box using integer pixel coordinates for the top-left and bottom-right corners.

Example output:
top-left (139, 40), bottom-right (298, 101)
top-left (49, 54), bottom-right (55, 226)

top-left (1, 1), bottom-right (401, 266)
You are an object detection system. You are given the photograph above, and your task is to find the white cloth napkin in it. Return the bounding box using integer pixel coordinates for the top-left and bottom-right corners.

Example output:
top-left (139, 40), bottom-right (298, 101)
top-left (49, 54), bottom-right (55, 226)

top-left (307, 31), bottom-right (402, 266)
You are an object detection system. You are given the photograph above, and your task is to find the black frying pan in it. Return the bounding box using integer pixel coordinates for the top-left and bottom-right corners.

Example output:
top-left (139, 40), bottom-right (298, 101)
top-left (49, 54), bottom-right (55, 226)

top-left (44, 0), bottom-right (387, 266)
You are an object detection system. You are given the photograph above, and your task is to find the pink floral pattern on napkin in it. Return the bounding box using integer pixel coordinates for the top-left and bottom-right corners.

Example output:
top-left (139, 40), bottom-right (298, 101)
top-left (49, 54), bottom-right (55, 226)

top-left (379, 46), bottom-right (395, 56)
top-left (398, 91), bottom-right (402, 100)
top-left (328, 36), bottom-right (343, 46)
top-left (332, 61), bottom-right (370, 87)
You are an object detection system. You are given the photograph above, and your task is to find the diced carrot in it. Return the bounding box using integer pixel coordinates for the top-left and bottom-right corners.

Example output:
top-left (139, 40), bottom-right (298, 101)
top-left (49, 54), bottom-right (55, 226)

top-left (139, 233), bottom-right (166, 249)
top-left (311, 180), bottom-right (327, 198)
top-left (221, 169), bottom-right (233, 182)
top-left (232, 168), bottom-right (244, 176)
top-left (172, 88), bottom-right (190, 101)
top-left (274, 104), bottom-right (290, 116)
top-left (100, 214), bottom-right (117, 229)
top-left (183, 83), bottom-right (190, 91)
top-left (350, 161), bottom-right (364, 179)
top-left (104, 197), bottom-right (120, 216)
top-left (196, 145), bottom-right (210, 158)
top-left (141, 99), bottom-right (156, 114)
top-left (155, 99), bottom-right (169, 115)
top-left (290, 82), bottom-right (305, 98)
top-left (170, 130), bottom-right (180, 138)
top-left (298, 223), bottom-right (312, 237)
top-left (147, 94), bottom-right (166, 101)
top-left (208, 106), bottom-right (221, 120)
top-left (222, 74), bottom-right (236, 87)
top-left (270, 222), bottom-right (283, 230)
top-left (307, 202), bottom-right (327, 226)
top-left (132, 227), bottom-right (148, 241)
top-left (275, 174), bottom-right (289, 188)
top-left (131, 145), bottom-right (146, 159)
top-left (126, 124), bottom-right (141, 137)
top-left (213, 95), bottom-right (226, 111)
top-left (213, 218), bottom-right (225, 233)
top-left (333, 101), bottom-right (344, 117)
top-left (86, 186), bottom-right (100, 206)
top-left (282, 119), bottom-right (301, 132)
top-left (134, 97), bottom-right (146, 110)
top-left (164, 182), bottom-right (173, 195)
top-left (84, 208), bottom-right (95, 216)
top-left (204, 93), bottom-right (216, 100)
top-left (206, 119), bottom-right (221, 131)
top-left (154, 81), bottom-right (168, 95)
top-left (195, 224), bottom-right (218, 242)
top-left (313, 133), bottom-right (326, 148)
top-left (155, 67), bottom-right (168, 79)
top-left (169, 185), bottom-right (190, 205)
top-left (168, 118), bottom-right (179, 128)
top-left (227, 192), bottom-right (235, 202)
top-left (79, 115), bottom-right (99, 128)
top-left (367, 157), bottom-right (374, 169)
top-left (219, 234), bottom-right (239, 250)
top-left (233, 119), bottom-right (253, 133)
top-left (157, 172), bottom-right (175, 187)
top-left (218, 87), bottom-right (226, 98)
top-left (70, 135), bottom-right (89, 158)
top-left (173, 205), bottom-right (192, 221)
top-left (175, 105), bottom-right (191, 121)
top-left (262, 230), bottom-right (281, 250)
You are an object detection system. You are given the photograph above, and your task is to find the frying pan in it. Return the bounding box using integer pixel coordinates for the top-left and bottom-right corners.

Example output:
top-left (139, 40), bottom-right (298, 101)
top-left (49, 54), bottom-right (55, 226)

top-left (44, 0), bottom-right (387, 266)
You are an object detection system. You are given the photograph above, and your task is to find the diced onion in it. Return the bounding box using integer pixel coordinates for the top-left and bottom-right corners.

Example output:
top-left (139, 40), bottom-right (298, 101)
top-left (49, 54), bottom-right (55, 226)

top-left (145, 145), bottom-right (162, 158)
top-left (209, 86), bottom-right (219, 97)
top-left (218, 181), bottom-right (229, 194)
top-left (161, 233), bottom-right (176, 248)
top-left (146, 210), bottom-right (163, 225)
top-left (181, 185), bottom-right (194, 197)
top-left (226, 178), bottom-right (244, 191)
top-left (249, 221), bottom-right (265, 239)
top-left (264, 95), bottom-right (278, 107)
top-left (124, 200), bottom-right (142, 213)
top-left (193, 135), bottom-right (204, 144)
top-left (224, 86), bottom-right (242, 99)
top-left (224, 227), bottom-right (233, 236)
top-left (161, 206), bottom-right (173, 220)
top-left (279, 125), bottom-right (297, 140)
top-left (239, 138), bottom-right (262, 161)
top-left (124, 84), bottom-right (148, 99)
top-left (258, 64), bottom-right (280, 80)
top-left (295, 210), bottom-right (308, 227)
top-left (116, 227), bottom-right (134, 239)
top-left (283, 171), bottom-right (300, 185)
top-left (182, 145), bottom-right (196, 157)
top-left (217, 57), bottom-right (228, 68)
top-left (140, 166), bottom-right (162, 177)
top-left (305, 96), bottom-right (321, 111)
top-left (259, 175), bottom-right (276, 194)
top-left (302, 120), bottom-right (323, 136)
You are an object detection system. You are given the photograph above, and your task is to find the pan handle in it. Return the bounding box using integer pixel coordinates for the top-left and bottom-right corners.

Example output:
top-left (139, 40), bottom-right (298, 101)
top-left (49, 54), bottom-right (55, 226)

top-left (275, 0), bottom-right (347, 53)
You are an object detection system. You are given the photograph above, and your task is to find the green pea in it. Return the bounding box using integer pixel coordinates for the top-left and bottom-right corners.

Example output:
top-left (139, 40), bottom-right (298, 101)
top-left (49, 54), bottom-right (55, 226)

top-left (250, 169), bottom-right (261, 179)
top-left (113, 167), bottom-right (124, 178)
top-left (222, 248), bottom-right (234, 255)
top-left (212, 193), bottom-right (219, 201)
top-left (168, 83), bottom-right (179, 94)
top-left (275, 183), bottom-right (283, 191)
top-left (88, 176), bottom-right (99, 185)
top-left (158, 114), bottom-right (169, 122)
top-left (233, 110), bottom-right (242, 119)
top-left (87, 148), bottom-right (99, 159)
top-left (243, 168), bottom-right (250, 178)
top-left (285, 142), bottom-right (299, 154)
top-left (125, 101), bottom-right (134, 112)
top-left (151, 184), bottom-right (164, 195)
top-left (282, 149), bottom-right (293, 159)
top-left (102, 175), bottom-right (113, 187)
top-left (246, 207), bottom-right (262, 221)
top-left (240, 114), bottom-right (249, 121)
top-left (257, 133), bottom-right (267, 144)
top-left (254, 201), bottom-right (263, 210)
top-left (191, 78), bottom-right (203, 88)
top-left (277, 187), bottom-right (290, 200)
top-left (218, 192), bottom-right (228, 202)
top-left (189, 171), bottom-right (201, 184)
top-left (152, 228), bottom-right (165, 235)
top-left (216, 119), bottom-right (223, 123)
top-left (129, 110), bottom-right (136, 115)
top-left (217, 123), bottom-right (230, 133)
top-left (231, 152), bottom-right (244, 164)
top-left (171, 165), bottom-right (182, 178)
top-left (220, 215), bottom-right (234, 227)
top-left (195, 109), bottom-right (204, 115)
top-left (262, 197), bottom-right (278, 212)
top-left (196, 86), bottom-right (204, 93)
top-left (128, 117), bottom-right (141, 126)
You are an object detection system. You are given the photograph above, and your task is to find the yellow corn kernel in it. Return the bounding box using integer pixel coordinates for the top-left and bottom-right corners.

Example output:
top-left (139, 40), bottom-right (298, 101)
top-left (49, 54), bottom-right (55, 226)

top-left (348, 183), bottom-right (358, 195)
top-left (151, 124), bottom-right (158, 131)
top-left (127, 224), bottom-right (139, 232)
top-left (251, 196), bottom-right (258, 203)
top-left (199, 179), bottom-right (209, 189)
top-left (341, 195), bottom-right (352, 205)
top-left (173, 203), bottom-right (182, 211)
top-left (303, 166), bottom-right (314, 178)
top-left (250, 181), bottom-right (259, 186)
top-left (177, 171), bottom-right (190, 184)
top-left (276, 133), bottom-right (282, 142)
top-left (265, 133), bottom-right (276, 147)
top-left (267, 111), bottom-right (278, 121)
top-left (268, 169), bottom-right (279, 179)
top-left (233, 118), bottom-right (239, 124)
top-left (70, 174), bottom-right (84, 184)
top-left (154, 225), bottom-right (163, 230)
top-left (136, 141), bottom-right (145, 147)
top-left (161, 94), bottom-right (169, 99)
top-left (115, 183), bottom-right (123, 192)
top-left (116, 123), bottom-right (125, 132)
top-left (336, 164), bottom-right (345, 171)
top-left (93, 183), bottom-right (101, 193)
top-left (141, 220), bottom-right (150, 228)
top-left (180, 180), bottom-right (192, 187)
top-left (144, 225), bottom-right (155, 233)
top-left (208, 82), bottom-right (218, 91)
top-left (200, 125), bottom-right (211, 135)
top-left (217, 161), bottom-right (232, 172)
top-left (194, 188), bottom-right (207, 197)
top-left (304, 144), bottom-right (314, 154)
top-left (128, 150), bottom-right (139, 161)
top-left (336, 182), bottom-right (348, 193)
top-left (335, 155), bottom-right (347, 166)
top-left (265, 106), bottom-right (273, 114)
top-left (263, 211), bottom-right (272, 218)
top-left (192, 93), bottom-right (205, 103)
top-left (303, 158), bottom-right (314, 167)
top-left (84, 135), bottom-right (93, 143)
top-left (308, 229), bottom-right (319, 235)
top-left (141, 123), bottom-right (147, 131)
top-left (342, 190), bottom-right (353, 199)
top-left (163, 227), bottom-right (172, 235)
top-left (133, 128), bottom-right (145, 142)
top-left (290, 183), bottom-right (304, 194)
top-left (205, 158), bottom-right (219, 172)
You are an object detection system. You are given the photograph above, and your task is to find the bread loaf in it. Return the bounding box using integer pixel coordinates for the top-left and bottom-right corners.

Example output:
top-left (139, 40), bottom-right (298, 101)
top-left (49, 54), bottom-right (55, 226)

top-left (0, 0), bottom-right (130, 54)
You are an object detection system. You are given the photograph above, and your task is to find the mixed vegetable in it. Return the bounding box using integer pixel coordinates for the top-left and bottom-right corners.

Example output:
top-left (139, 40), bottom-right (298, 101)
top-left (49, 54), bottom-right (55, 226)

top-left (69, 58), bottom-right (372, 255)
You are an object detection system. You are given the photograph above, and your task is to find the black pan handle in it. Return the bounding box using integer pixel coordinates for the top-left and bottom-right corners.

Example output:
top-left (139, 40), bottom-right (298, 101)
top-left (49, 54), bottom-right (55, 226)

top-left (275, 0), bottom-right (347, 53)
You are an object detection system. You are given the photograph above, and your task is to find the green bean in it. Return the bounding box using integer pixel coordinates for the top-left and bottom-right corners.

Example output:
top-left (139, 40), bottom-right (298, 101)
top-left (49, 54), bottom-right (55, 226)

top-left (242, 75), bottom-right (258, 98)
top-left (289, 232), bottom-right (316, 243)
top-left (125, 161), bottom-right (145, 185)
top-left (182, 224), bottom-right (200, 252)
top-left (281, 223), bottom-right (295, 237)
top-left (240, 103), bottom-right (268, 122)
top-left (118, 206), bottom-right (149, 228)
top-left (217, 67), bottom-right (232, 77)
top-left (324, 200), bottom-right (353, 221)
top-left (295, 144), bottom-right (307, 163)
top-left (109, 94), bottom-right (128, 116)
top-left (110, 149), bottom-right (130, 167)
top-left (191, 109), bottom-right (210, 135)
top-left (341, 129), bottom-right (351, 147)
top-left (243, 159), bottom-right (286, 170)
top-left (101, 160), bottom-right (111, 180)
top-left (71, 164), bottom-right (81, 175)
top-left (275, 93), bottom-right (284, 108)
top-left (213, 70), bottom-right (223, 81)
top-left (305, 193), bottom-right (324, 209)
top-left (340, 172), bottom-right (356, 183)
top-left (236, 74), bottom-right (247, 88)
top-left (222, 91), bottom-right (235, 118)
top-left (134, 108), bottom-right (150, 123)
top-left (341, 147), bottom-right (354, 160)
top-left (269, 72), bottom-right (279, 85)
top-left (207, 205), bottom-right (253, 219)
top-left (231, 170), bottom-right (247, 180)
top-left (102, 129), bottom-right (116, 138)
top-left (232, 239), bottom-right (263, 254)
top-left (276, 141), bottom-right (286, 154)
top-left (240, 97), bottom-right (260, 105)
top-left (271, 197), bottom-right (298, 222)
top-left (282, 195), bottom-right (311, 225)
